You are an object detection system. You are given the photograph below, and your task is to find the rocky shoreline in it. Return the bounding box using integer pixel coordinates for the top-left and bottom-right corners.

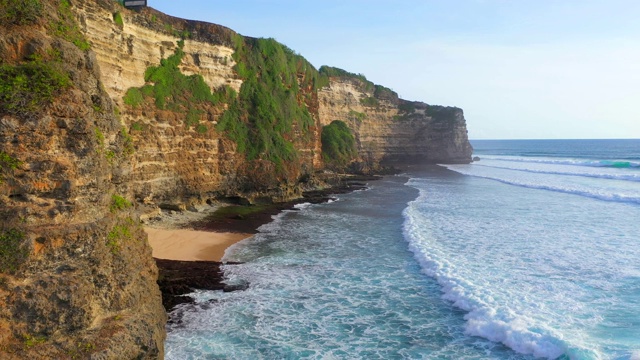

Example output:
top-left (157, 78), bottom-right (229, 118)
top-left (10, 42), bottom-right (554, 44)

top-left (155, 175), bottom-right (380, 313)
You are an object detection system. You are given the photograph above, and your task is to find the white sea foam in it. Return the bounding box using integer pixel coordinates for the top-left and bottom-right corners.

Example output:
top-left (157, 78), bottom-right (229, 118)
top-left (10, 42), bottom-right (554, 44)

top-left (478, 155), bottom-right (640, 169)
top-left (167, 164), bottom-right (640, 359)
top-left (402, 198), bottom-right (569, 359)
top-left (473, 162), bottom-right (640, 182)
top-left (402, 168), bottom-right (640, 359)
top-left (293, 202), bottom-right (313, 210)
top-left (444, 164), bottom-right (640, 206)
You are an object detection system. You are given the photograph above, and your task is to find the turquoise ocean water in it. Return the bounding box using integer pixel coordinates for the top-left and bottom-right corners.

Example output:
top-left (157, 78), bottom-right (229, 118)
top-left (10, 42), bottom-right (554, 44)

top-left (166, 139), bottom-right (640, 359)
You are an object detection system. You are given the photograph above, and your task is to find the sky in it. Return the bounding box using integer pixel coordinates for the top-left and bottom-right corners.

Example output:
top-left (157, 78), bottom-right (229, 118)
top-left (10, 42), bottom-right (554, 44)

top-left (150, 0), bottom-right (640, 140)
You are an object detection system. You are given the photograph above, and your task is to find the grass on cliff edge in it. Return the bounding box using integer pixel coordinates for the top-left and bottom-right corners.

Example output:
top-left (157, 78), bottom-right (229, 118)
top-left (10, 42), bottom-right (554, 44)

top-left (318, 66), bottom-right (397, 101)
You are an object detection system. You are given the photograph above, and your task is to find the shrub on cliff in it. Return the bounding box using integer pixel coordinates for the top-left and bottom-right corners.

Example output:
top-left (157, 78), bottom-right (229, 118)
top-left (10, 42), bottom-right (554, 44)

top-left (0, 228), bottom-right (28, 274)
top-left (113, 11), bottom-right (124, 29)
top-left (0, 151), bottom-right (21, 184)
top-left (360, 96), bottom-right (379, 108)
top-left (425, 105), bottom-right (460, 123)
top-left (217, 36), bottom-right (319, 167)
top-left (0, 60), bottom-right (71, 117)
top-left (0, 0), bottom-right (43, 26)
top-left (124, 40), bottom-right (233, 131)
top-left (321, 120), bottom-right (357, 169)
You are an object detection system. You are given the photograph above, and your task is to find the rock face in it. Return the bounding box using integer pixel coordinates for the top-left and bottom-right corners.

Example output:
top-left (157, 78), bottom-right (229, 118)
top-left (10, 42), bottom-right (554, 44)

top-left (0, 1), bottom-right (165, 358)
top-left (74, 1), bottom-right (322, 206)
top-left (74, 0), bottom-right (242, 108)
top-left (317, 76), bottom-right (472, 168)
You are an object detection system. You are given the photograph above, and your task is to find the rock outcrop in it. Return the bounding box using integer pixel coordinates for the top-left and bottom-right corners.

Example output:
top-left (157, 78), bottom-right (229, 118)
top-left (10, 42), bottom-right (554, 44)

top-left (74, 1), bottom-right (323, 206)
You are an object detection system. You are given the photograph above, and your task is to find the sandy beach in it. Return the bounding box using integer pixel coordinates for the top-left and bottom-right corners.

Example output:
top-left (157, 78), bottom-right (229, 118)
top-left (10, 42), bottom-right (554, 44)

top-left (145, 227), bottom-right (252, 262)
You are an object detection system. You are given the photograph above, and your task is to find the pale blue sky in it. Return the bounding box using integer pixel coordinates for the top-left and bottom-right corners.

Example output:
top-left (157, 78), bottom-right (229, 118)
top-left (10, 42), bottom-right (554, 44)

top-left (151, 1), bottom-right (640, 139)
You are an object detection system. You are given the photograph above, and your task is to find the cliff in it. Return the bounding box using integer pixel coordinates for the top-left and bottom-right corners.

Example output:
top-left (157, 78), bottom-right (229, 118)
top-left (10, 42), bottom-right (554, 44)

top-left (0, 0), bottom-right (164, 358)
top-left (0, 0), bottom-right (472, 358)
top-left (71, 1), bottom-right (325, 208)
top-left (71, 0), bottom-right (470, 207)
top-left (317, 68), bottom-right (472, 169)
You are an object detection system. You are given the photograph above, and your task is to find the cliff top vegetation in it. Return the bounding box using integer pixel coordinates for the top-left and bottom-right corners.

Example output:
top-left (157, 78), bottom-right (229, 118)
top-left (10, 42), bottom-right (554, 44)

top-left (319, 66), bottom-right (397, 101)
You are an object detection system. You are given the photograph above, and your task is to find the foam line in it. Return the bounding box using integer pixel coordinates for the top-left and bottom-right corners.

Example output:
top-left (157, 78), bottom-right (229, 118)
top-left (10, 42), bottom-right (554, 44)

top-left (478, 155), bottom-right (640, 169)
top-left (401, 190), bottom-right (572, 359)
top-left (473, 164), bottom-right (640, 182)
top-left (444, 166), bottom-right (640, 206)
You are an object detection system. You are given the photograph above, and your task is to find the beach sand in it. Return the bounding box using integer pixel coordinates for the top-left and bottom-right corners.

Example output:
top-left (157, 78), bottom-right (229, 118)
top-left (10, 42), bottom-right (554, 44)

top-left (145, 227), bottom-right (252, 262)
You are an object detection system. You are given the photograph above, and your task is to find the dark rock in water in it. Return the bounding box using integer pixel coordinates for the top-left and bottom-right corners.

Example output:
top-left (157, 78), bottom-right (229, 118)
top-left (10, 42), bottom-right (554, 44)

top-left (223, 280), bottom-right (249, 292)
top-left (473, 156), bottom-right (481, 162)
top-left (155, 259), bottom-right (246, 311)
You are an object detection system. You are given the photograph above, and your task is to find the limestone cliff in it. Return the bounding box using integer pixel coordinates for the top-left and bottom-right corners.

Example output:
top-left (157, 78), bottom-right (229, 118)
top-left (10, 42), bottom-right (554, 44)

top-left (71, 1), bottom-right (470, 207)
top-left (0, 0), bottom-right (164, 358)
top-left (317, 71), bottom-right (472, 169)
top-left (74, 0), bottom-right (323, 206)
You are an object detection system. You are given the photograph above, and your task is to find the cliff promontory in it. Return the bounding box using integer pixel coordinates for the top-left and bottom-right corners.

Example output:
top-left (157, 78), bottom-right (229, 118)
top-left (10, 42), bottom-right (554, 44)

top-left (0, 0), bottom-right (472, 358)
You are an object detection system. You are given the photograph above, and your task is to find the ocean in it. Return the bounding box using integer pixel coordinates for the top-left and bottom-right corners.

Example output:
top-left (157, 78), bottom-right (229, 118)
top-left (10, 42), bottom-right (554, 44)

top-left (165, 139), bottom-right (640, 359)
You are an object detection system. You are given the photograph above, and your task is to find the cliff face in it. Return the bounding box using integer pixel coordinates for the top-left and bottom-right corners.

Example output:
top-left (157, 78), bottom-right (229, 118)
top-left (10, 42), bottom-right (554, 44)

top-left (0, 1), bottom-right (164, 358)
top-left (74, 1), bottom-right (323, 206)
top-left (73, 1), bottom-right (470, 206)
top-left (318, 76), bottom-right (472, 169)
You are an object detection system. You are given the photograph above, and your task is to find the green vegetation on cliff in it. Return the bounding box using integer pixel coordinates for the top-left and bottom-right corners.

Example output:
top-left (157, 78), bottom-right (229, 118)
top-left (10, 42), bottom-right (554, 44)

top-left (321, 120), bottom-right (357, 168)
top-left (319, 66), bottom-right (397, 102)
top-left (52, 0), bottom-right (90, 50)
top-left (0, 228), bottom-right (28, 274)
top-left (110, 194), bottom-right (132, 212)
top-left (395, 101), bottom-right (460, 123)
top-left (0, 0), bottom-right (43, 26)
top-left (360, 96), bottom-right (379, 108)
top-left (0, 151), bottom-right (21, 184)
top-left (112, 11), bottom-right (124, 29)
top-left (123, 40), bottom-right (234, 131)
top-left (425, 105), bottom-right (460, 123)
top-left (217, 36), bottom-right (320, 166)
top-left (319, 66), bottom-right (372, 92)
top-left (0, 59), bottom-right (71, 117)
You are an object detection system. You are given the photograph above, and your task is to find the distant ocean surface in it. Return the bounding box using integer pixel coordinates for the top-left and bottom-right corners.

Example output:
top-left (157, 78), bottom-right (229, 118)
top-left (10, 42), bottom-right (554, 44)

top-left (166, 139), bottom-right (640, 359)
